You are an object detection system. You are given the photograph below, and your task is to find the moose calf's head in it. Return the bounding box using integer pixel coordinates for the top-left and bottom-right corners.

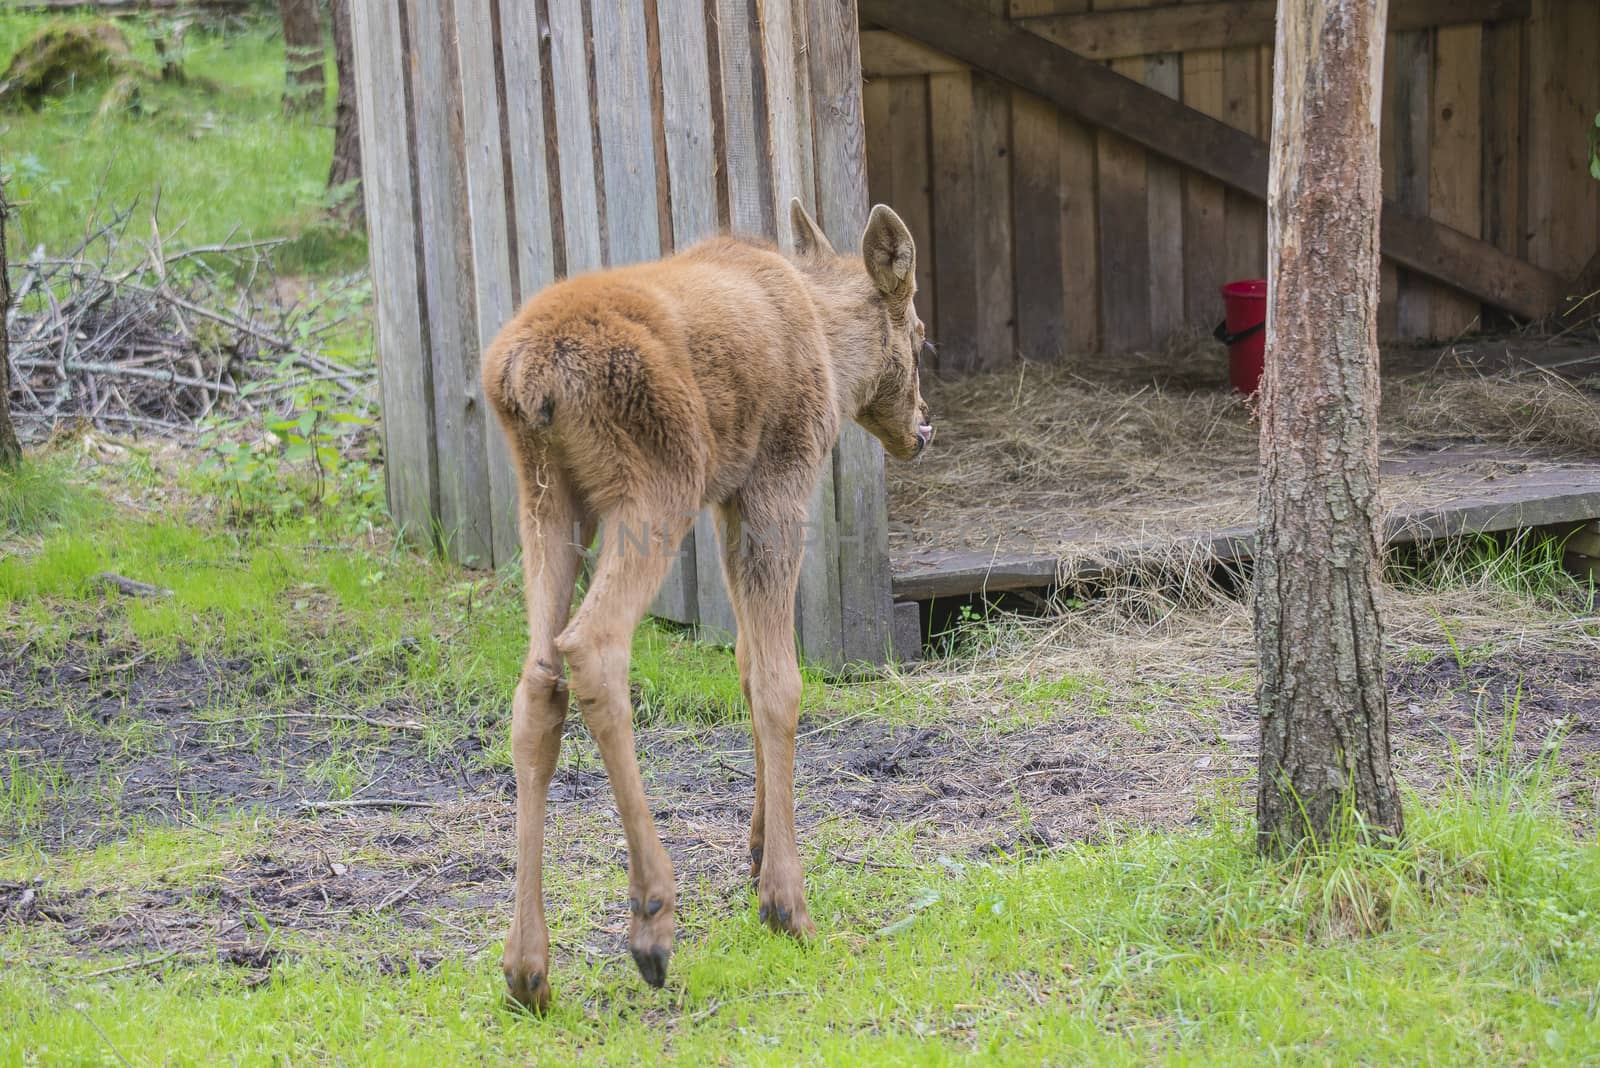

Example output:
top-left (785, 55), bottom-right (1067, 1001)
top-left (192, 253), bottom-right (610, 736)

top-left (790, 199), bottom-right (934, 462)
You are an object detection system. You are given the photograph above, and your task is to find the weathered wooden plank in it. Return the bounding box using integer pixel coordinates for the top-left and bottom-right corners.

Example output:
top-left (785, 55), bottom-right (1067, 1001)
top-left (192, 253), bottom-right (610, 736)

top-left (456, 0), bottom-right (521, 566)
top-left (1527, 0), bottom-right (1600, 279)
top-left (1097, 56), bottom-right (1151, 353)
top-left (929, 70), bottom-right (979, 373)
top-left (972, 70), bottom-right (1015, 368)
top-left (763, 0), bottom-right (841, 667)
top-left (1059, 112), bottom-right (1099, 353)
top-left (1221, 44), bottom-right (1264, 284)
top-left (546, 0), bottom-right (604, 273)
top-left (1017, 0), bottom-right (1529, 62)
top-left (892, 463), bottom-right (1600, 600)
top-left (1181, 47), bottom-right (1228, 325)
top-left (810, 0), bottom-right (894, 666)
top-left (407, 0), bottom-right (494, 566)
top-left (1145, 52), bottom-right (1184, 340)
top-left (859, 30), bottom-right (966, 78)
top-left (650, 0), bottom-right (725, 625)
top-left (594, 0), bottom-right (690, 621)
top-left (1480, 19), bottom-right (1523, 260)
top-left (499, 0), bottom-right (559, 299)
top-left (716, 0), bottom-right (772, 236)
top-left (1386, 29), bottom-right (1432, 337)
top-left (886, 78), bottom-right (937, 337)
top-left (1011, 88), bottom-right (1066, 361)
top-left (863, 78), bottom-right (893, 205)
top-left (349, 0), bottom-right (437, 541)
top-left (859, 0), bottom-right (1566, 318)
top-left (592, 0), bottom-right (663, 269)
top-left (1429, 23), bottom-right (1483, 337)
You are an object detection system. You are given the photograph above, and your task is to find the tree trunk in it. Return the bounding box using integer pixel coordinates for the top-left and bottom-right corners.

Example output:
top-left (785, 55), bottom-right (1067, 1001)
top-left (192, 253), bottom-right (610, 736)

top-left (1255, 0), bottom-right (1401, 852)
top-left (1, 187), bottom-right (20, 469)
top-left (277, 0), bottom-right (324, 115)
top-left (327, 0), bottom-right (362, 222)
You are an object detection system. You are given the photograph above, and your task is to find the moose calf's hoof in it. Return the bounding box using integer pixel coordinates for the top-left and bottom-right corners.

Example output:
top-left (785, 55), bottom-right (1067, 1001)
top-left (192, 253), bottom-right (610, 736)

top-left (503, 968), bottom-right (552, 1015)
top-left (630, 944), bottom-right (671, 988)
top-left (758, 899), bottom-right (817, 939)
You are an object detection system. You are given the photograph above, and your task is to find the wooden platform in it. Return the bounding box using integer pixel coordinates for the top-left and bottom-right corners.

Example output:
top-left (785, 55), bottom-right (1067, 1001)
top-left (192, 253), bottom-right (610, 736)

top-left (892, 451), bottom-right (1600, 600)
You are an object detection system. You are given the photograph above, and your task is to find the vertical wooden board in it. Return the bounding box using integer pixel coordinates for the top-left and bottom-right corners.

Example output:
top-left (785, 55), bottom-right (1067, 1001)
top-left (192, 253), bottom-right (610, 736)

top-left (809, 0), bottom-right (892, 666)
top-left (929, 71), bottom-right (979, 373)
top-left (1481, 19), bottom-right (1523, 259)
top-left (652, 0), bottom-right (721, 625)
top-left (1059, 113), bottom-right (1098, 354)
top-left (546, 0), bottom-right (604, 273)
top-left (1429, 23), bottom-right (1484, 337)
top-left (349, 0), bottom-right (436, 540)
top-left (592, 0), bottom-right (663, 268)
top-left (886, 78), bottom-right (936, 336)
top-left (1145, 53), bottom-right (1184, 341)
top-left (1527, 0), bottom-right (1600, 277)
top-left (716, 0), bottom-right (773, 235)
top-left (408, 0), bottom-right (494, 566)
top-left (499, 0), bottom-right (558, 298)
top-left (1097, 57), bottom-right (1151, 352)
top-left (456, 0), bottom-right (521, 567)
top-left (972, 73), bottom-right (1015, 368)
top-left (759, 0), bottom-right (807, 238)
top-left (764, 0), bottom-right (840, 667)
top-left (1181, 48), bottom-right (1227, 327)
top-left (596, 0), bottom-right (687, 625)
top-left (1221, 45), bottom-right (1265, 285)
top-left (593, 0), bottom-right (692, 625)
top-left (1388, 30), bottom-right (1432, 337)
top-left (864, 79), bottom-right (894, 201)
top-left (1011, 90), bottom-right (1065, 361)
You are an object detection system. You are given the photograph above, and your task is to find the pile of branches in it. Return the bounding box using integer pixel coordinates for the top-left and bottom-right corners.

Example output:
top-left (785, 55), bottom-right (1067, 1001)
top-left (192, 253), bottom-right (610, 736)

top-left (5, 206), bottom-right (372, 441)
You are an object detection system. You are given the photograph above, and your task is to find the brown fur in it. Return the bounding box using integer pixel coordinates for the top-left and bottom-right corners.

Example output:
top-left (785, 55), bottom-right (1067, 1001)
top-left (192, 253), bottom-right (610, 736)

top-left (481, 200), bottom-right (931, 1011)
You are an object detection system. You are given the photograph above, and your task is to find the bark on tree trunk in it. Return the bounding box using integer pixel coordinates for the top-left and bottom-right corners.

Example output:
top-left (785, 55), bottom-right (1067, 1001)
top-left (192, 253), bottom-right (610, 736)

top-left (0, 188), bottom-right (21, 469)
top-left (327, 0), bottom-right (362, 223)
top-left (277, 0), bottom-right (324, 116)
top-left (1255, 0), bottom-right (1402, 852)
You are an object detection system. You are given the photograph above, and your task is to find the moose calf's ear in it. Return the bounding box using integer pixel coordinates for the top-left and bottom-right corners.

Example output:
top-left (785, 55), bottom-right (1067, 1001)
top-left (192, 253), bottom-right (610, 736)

top-left (790, 198), bottom-right (835, 259)
top-left (862, 204), bottom-right (915, 303)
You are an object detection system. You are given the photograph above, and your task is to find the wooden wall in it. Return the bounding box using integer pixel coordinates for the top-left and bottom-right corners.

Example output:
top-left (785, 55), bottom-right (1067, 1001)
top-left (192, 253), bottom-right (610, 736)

top-left (350, 0), bottom-right (896, 667)
top-left (860, 0), bottom-right (1600, 371)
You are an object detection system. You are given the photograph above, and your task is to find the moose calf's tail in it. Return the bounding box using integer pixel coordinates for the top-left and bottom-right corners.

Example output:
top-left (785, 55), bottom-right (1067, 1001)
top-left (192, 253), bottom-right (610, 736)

top-left (482, 326), bottom-right (568, 431)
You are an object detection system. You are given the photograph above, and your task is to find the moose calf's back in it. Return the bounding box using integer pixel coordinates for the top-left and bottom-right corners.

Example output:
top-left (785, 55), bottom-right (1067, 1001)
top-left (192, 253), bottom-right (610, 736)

top-left (482, 236), bottom-right (839, 513)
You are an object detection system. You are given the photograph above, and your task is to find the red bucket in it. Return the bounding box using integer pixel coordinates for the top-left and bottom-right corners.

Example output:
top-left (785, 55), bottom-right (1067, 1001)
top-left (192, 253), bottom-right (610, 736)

top-left (1215, 279), bottom-right (1267, 394)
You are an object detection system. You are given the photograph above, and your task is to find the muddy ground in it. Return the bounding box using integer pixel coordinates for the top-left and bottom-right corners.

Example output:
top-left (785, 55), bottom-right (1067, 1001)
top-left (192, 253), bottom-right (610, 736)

top-left (4, 634), bottom-right (1597, 978)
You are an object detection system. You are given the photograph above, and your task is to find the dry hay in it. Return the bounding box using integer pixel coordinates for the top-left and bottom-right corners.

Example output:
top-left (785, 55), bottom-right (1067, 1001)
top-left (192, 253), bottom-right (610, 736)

top-left (891, 332), bottom-right (1600, 560)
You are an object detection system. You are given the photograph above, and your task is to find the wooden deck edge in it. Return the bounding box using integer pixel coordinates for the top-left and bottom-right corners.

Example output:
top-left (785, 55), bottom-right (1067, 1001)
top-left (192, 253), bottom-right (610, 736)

top-left (891, 482), bottom-right (1600, 601)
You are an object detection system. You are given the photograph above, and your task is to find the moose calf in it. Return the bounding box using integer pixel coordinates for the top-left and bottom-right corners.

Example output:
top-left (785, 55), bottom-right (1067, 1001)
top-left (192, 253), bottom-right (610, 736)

top-left (482, 200), bottom-right (933, 1011)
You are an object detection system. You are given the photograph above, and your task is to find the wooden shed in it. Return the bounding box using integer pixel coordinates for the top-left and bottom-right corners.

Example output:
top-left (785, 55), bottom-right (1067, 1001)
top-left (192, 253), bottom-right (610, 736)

top-left (350, 0), bottom-right (1600, 668)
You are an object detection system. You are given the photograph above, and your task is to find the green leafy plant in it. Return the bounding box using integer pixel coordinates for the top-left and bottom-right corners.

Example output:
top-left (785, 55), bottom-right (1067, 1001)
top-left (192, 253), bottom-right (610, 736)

top-left (195, 359), bottom-right (380, 530)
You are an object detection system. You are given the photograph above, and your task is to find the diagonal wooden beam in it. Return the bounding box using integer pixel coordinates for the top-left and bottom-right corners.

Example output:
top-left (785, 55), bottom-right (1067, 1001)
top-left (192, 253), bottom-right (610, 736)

top-left (859, 0), bottom-right (1566, 320)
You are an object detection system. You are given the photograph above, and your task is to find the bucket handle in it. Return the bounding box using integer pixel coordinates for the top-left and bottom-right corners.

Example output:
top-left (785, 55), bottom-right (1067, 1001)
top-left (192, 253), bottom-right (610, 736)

top-left (1213, 319), bottom-right (1265, 347)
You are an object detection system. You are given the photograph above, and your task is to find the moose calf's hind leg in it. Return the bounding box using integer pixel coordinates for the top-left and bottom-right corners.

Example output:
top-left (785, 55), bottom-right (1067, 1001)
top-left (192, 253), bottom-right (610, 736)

top-left (502, 475), bottom-right (584, 1014)
top-left (556, 509), bottom-right (694, 988)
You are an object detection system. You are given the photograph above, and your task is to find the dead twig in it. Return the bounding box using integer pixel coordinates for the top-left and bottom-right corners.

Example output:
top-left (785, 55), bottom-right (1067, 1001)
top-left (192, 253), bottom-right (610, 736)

top-left (93, 573), bottom-right (173, 598)
top-left (296, 798), bottom-right (441, 812)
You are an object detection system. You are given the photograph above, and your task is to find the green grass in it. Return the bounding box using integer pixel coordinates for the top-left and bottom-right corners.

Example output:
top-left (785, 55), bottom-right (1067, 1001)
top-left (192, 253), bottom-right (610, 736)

top-left (0, 454), bottom-right (99, 538)
top-left (1, 11), bottom-right (362, 274)
top-left (2, 767), bottom-right (1597, 1065)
